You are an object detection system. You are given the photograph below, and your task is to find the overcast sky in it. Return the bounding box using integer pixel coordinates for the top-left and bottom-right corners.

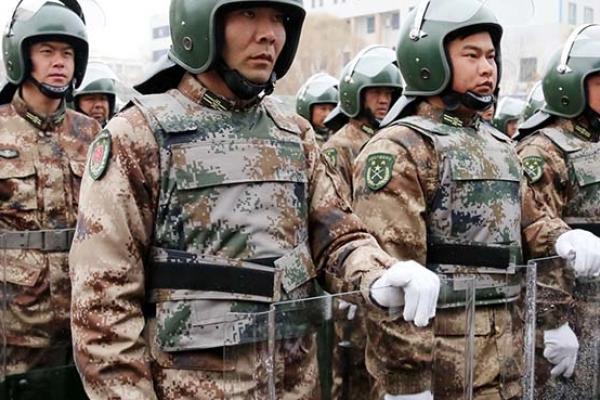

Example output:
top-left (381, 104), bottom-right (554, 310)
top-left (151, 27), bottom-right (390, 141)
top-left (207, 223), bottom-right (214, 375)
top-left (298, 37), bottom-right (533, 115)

top-left (1, 0), bottom-right (172, 61)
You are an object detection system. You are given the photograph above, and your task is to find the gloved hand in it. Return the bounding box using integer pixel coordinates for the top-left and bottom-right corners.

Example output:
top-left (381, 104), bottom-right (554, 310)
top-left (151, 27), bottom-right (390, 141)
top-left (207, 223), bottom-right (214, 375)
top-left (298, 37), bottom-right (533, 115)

top-left (370, 260), bottom-right (440, 327)
top-left (543, 323), bottom-right (579, 378)
top-left (384, 390), bottom-right (434, 400)
top-left (555, 229), bottom-right (600, 277)
top-left (337, 298), bottom-right (358, 320)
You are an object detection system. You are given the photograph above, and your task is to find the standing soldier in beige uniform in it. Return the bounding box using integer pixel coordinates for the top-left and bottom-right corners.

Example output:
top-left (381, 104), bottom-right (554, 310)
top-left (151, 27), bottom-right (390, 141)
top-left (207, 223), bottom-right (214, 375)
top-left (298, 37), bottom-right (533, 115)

top-left (322, 46), bottom-right (402, 198)
top-left (73, 62), bottom-right (119, 127)
top-left (517, 24), bottom-right (600, 400)
top-left (353, 1), bottom-right (526, 399)
top-left (68, 0), bottom-right (440, 399)
top-left (295, 72), bottom-right (339, 146)
top-left (0, 0), bottom-right (99, 397)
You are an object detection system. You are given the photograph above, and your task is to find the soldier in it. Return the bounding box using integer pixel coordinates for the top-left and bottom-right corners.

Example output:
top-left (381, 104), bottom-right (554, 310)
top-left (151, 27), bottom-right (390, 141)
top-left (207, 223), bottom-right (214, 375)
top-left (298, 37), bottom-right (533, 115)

top-left (73, 61), bottom-right (119, 127)
top-left (492, 96), bottom-right (527, 138)
top-left (295, 72), bottom-right (339, 146)
top-left (520, 81), bottom-right (545, 123)
top-left (0, 0), bottom-right (99, 396)
top-left (322, 46), bottom-right (402, 197)
top-left (68, 0), bottom-right (440, 399)
top-left (517, 24), bottom-right (600, 399)
top-left (353, 1), bottom-right (525, 399)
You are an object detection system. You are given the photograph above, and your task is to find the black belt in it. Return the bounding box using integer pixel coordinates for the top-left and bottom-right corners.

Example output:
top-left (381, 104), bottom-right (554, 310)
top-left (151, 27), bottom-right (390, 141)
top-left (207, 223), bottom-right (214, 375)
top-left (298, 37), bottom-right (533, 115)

top-left (568, 223), bottom-right (600, 237)
top-left (148, 258), bottom-right (277, 299)
top-left (0, 229), bottom-right (75, 251)
top-left (427, 243), bottom-right (518, 269)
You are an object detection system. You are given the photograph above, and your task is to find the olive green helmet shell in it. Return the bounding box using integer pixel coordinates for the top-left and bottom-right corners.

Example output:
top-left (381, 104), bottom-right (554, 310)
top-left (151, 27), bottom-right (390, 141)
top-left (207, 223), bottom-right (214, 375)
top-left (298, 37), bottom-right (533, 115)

top-left (295, 73), bottom-right (338, 121)
top-left (74, 62), bottom-right (119, 115)
top-left (492, 96), bottom-right (527, 133)
top-left (542, 24), bottom-right (600, 118)
top-left (396, 0), bottom-right (502, 97)
top-left (521, 81), bottom-right (545, 121)
top-left (338, 46), bottom-right (403, 118)
top-left (168, 0), bottom-right (305, 79)
top-left (2, 1), bottom-right (89, 88)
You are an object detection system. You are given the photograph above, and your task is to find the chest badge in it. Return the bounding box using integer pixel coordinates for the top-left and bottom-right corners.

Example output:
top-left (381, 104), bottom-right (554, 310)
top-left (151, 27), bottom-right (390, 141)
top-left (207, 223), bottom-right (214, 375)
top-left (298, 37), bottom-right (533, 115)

top-left (522, 155), bottom-right (545, 184)
top-left (323, 148), bottom-right (337, 168)
top-left (0, 149), bottom-right (19, 159)
top-left (88, 130), bottom-right (112, 181)
top-left (366, 153), bottom-right (395, 191)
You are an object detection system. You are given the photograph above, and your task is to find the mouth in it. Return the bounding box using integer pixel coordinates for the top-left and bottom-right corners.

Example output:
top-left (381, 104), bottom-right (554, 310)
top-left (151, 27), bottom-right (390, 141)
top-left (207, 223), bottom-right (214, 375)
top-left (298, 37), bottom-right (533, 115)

top-left (249, 53), bottom-right (274, 64)
top-left (474, 82), bottom-right (494, 93)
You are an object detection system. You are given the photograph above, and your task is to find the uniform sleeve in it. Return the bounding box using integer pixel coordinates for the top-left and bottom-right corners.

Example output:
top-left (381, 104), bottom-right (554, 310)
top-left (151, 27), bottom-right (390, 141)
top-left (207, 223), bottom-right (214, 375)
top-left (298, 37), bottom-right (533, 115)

top-left (301, 127), bottom-right (396, 296)
top-left (351, 130), bottom-right (437, 394)
top-left (321, 140), bottom-right (353, 201)
top-left (517, 136), bottom-right (574, 330)
top-left (69, 108), bottom-right (161, 400)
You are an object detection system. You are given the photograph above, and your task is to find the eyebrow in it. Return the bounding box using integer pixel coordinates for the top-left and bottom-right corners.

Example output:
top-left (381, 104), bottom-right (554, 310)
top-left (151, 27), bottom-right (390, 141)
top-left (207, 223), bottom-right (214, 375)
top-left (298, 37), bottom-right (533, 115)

top-left (462, 45), bottom-right (495, 53)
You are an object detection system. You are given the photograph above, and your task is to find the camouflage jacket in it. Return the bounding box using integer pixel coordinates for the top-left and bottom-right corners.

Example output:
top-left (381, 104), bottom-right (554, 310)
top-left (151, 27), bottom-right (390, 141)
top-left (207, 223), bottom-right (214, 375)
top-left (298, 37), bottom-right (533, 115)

top-left (0, 91), bottom-right (99, 349)
top-left (322, 120), bottom-right (374, 199)
top-left (516, 116), bottom-right (600, 327)
top-left (69, 73), bottom-right (395, 399)
top-left (352, 101), bottom-right (523, 394)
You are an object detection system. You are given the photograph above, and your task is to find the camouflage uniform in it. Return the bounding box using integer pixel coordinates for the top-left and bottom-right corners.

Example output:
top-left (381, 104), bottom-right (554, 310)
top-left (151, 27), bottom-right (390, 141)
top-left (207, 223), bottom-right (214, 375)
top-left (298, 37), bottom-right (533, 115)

top-left (353, 102), bottom-right (524, 400)
top-left (517, 117), bottom-right (599, 399)
top-left (69, 73), bottom-right (397, 400)
top-left (0, 91), bottom-right (99, 374)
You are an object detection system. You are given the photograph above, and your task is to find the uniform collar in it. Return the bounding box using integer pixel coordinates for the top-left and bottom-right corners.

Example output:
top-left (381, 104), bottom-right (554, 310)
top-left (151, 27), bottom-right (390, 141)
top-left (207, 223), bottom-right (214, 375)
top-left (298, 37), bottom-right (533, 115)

top-left (177, 73), bottom-right (261, 112)
top-left (417, 101), bottom-right (481, 129)
top-left (561, 116), bottom-right (600, 142)
top-left (11, 89), bottom-right (66, 131)
top-left (350, 119), bottom-right (377, 137)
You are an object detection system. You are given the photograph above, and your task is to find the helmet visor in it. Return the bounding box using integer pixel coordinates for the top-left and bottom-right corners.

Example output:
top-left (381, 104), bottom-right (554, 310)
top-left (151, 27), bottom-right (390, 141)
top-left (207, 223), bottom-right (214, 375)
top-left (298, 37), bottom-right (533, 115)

top-left (79, 61), bottom-right (119, 88)
top-left (528, 82), bottom-right (544, 103)
top-left (568, 24), bottom-right (600, 58)
top-left (352, 46), bottom-right (397, 78)
top-left (6, 0), bottom-right (106, 32)
top-left (497, 97), bottom-right (527, 116)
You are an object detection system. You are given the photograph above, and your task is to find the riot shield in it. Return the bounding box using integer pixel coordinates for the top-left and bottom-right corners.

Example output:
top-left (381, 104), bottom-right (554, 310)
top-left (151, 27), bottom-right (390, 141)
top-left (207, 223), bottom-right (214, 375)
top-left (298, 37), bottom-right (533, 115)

top-left (0, 230), bottom-right (86, 400)
top-left (222, 277), bottom-right (476, 399)
top-left (525, 256), bottom-right (600, 400)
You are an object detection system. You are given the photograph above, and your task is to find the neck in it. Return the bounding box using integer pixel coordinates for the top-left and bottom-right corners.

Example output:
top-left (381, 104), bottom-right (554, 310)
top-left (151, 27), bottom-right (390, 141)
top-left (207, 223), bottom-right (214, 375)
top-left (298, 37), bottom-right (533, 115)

top-left (427, 96), bottom-right (476, 117)
top-left (196, 71), bottom-right (237, 101)
top-left (21, 80), bottom-right (62, 116)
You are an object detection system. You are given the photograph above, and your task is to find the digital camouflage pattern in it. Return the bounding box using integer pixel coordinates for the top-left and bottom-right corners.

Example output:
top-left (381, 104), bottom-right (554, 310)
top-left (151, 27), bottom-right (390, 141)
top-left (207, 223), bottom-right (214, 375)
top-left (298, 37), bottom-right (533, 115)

top-left (0, 91), bottom-right (99, 374)
top-left (517, 116), bottom-right (600, 399)
top-left (69, 73), bottom-right (397, 400)
top-left (353, 101), bottom-right (524, 399)
top-left (322, 121), bottom-right (375, 200)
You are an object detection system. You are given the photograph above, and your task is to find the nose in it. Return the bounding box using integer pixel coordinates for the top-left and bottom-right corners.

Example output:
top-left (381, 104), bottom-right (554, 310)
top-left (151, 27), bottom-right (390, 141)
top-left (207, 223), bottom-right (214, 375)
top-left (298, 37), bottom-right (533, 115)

top-left (256, 17), bottom-right (277, 44)
top-left (479, 56), bottom-right (495, 77)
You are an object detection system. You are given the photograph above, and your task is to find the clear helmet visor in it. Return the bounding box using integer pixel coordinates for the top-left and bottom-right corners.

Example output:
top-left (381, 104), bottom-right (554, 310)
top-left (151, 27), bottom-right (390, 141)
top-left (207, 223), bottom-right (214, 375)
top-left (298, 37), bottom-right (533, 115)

top-left (528, 81), bottom-right (544, 104)
top-left (497, 97), bottom-right (527, 116)
top-left (6, 0), bottom-right (106, 32)
top-left (79, 61), bottom-right (119, 88)
top-left (305, 73), bottom-right (338, 97)
top-left (350, 45), bottom-right (397, 78)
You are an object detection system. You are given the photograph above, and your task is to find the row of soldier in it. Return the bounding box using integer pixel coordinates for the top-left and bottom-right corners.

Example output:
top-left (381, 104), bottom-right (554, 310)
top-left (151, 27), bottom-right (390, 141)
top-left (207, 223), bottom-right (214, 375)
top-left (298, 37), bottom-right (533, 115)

top-left (0, 0), bottom-right (598, 400)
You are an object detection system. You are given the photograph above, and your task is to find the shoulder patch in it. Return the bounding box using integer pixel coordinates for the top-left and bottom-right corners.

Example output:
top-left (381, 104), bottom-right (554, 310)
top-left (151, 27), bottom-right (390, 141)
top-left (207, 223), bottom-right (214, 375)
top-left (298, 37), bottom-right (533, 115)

top-left (88, 130), bottom-right (112, 181)
top-left (323, 148), bottom-right (337, 168)
top-left (522, 155), bottom-right (544, 183)
top-left (365, 153), bottom-right (395, 191)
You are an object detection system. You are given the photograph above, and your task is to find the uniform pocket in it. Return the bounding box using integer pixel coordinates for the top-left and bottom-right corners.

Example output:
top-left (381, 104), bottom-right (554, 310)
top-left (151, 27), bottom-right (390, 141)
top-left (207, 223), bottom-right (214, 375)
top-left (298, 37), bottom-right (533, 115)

top-left (0, 157), bottom-right (37, 210)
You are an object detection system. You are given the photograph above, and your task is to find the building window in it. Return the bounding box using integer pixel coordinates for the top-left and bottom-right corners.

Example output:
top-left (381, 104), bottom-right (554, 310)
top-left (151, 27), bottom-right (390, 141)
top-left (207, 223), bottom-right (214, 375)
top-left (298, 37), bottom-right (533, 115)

top-left (519, 57), bottom-right (537, 82)
top-left (366, 16), bottom-right (375, 34)
top-left (152, 25), bottom-right (170, 39)
top-left (584, 7), bottom-right (594, 23)
top-left (568, 2), bottom-right (577, 25)
top-left (152, 49), bottom-right (169, 62)
top-left (391, 12), bottom-right (400, 30)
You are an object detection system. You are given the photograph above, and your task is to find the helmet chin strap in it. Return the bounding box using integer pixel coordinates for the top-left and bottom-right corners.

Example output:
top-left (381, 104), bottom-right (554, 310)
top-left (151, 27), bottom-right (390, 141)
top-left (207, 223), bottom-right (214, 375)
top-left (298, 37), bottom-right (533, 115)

top-left (360, 107), bottom-right (381, 130)
top-left (441, 90), bottom-right (496, 112)
top-left (29, 76), bottom-right (71, 100)
top-left (216, 59), bottom-right (275, 100)
top-left (584, 107), bottom-right (600, 134)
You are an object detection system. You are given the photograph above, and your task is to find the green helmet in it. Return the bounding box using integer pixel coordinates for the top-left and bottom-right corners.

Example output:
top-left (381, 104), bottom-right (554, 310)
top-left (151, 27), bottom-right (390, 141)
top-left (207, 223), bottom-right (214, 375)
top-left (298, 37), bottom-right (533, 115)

top-left (338, 45), bottom-right (403, 118)
top-left (2, 0), bottom-right (88, 88)
top-left (168, 0), bottom-right (305, 79)
top-left (492, 96), bottom-right (527, 134)
top-left (397, 0), bottom-right (502, 97)
top-left (74, 62), bottom-right (118, 117)
top-left (295, 73), bottom-right (338, 121)
top-left (521, 81), bottom-right (545, 121)
top-left (542, 24), bottom-right (600, 118)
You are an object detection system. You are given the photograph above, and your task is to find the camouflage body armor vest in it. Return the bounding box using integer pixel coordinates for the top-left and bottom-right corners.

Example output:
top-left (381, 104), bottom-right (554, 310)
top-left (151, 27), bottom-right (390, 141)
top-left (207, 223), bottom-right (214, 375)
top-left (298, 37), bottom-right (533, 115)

top-left (396, 116), bottom-right (523, 307)
top-left (134, 91), bottom-right (317, 350)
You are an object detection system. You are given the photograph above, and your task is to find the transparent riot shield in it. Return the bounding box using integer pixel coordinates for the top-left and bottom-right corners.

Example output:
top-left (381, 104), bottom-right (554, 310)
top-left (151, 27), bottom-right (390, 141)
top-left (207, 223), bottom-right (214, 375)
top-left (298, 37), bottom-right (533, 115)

top-left (525, 256), bottom-right (600, 400)
top-left (222, 277), bottom-right (476, 399)
top-left (0, 230), bottom-right (86, 400)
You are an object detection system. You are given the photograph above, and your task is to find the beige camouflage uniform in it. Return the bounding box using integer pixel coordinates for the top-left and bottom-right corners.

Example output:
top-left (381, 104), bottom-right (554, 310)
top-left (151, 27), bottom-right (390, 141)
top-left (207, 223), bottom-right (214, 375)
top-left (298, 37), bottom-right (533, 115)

top-left (353, 101), bottom-right (524, 400)
top-left (0, 91), bottom-right (99, 374)
top-left (69, 73), bottom-right (397, 400)
top-left (517, 117), bottom-right (599, 399)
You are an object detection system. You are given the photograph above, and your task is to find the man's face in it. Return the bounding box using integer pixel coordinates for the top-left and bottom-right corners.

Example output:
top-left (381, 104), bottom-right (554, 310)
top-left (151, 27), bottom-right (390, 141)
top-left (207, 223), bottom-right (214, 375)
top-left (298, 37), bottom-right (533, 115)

top-left (222, 7), bottom-right (286, 84)
top-left (29, 41), bottom-right (75, 88)
top-left (363, 87), bottom-right (394, 120)
top-left (586, 73), bottom-right (600, 115)
top-left (479, 105), bottom-right (495, 121)
top-left (78, 94), bottom-right (110, 124)
top-left (506, 119), bottom-right (518, 138)
top-left (447, 31), bottom-right (497, 98)
top-left (310, 103), bottom-right (335, 128)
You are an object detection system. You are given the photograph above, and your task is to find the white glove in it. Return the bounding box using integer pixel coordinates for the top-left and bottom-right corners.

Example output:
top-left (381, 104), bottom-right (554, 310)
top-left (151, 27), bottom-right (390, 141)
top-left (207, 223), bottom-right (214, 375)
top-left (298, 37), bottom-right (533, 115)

top-left (370, 260), bottom-right (440, 327)
top-left (337, 299), bottom-right (358, 320)
top-left (384, 390), bottom-right (434, 400)
top-left (543, 323), bottom-right (579, 378)
top-left (555, 229), bottom-right (600, 277)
